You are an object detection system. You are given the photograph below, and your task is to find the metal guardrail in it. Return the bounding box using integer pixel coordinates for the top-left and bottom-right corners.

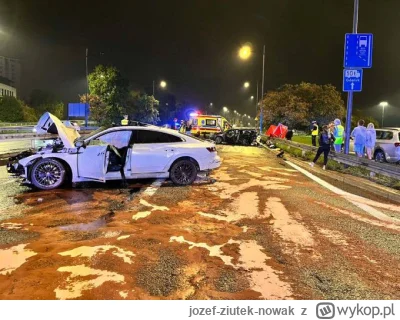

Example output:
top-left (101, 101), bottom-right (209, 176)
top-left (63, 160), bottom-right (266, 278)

top-left (260, 135), bottom-right (400, 180)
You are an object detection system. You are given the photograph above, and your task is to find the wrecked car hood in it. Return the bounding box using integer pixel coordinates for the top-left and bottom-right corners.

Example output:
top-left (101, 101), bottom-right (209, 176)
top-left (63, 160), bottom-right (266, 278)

top-left (34, 112), bottom-right (80, 148)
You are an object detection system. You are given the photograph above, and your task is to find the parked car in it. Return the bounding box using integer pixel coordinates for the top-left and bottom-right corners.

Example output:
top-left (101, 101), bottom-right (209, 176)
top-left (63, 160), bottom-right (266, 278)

top-left (8, 112), bottom-right (221, 190)
top-left (373, 127), bottom-right (400, 163)
top-left (211, 128), bottom-right (258, 146)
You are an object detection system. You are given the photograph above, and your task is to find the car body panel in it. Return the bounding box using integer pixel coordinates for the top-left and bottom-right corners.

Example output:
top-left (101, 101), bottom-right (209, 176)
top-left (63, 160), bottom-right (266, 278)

top-left (9, 114), bottom-right (222, 188)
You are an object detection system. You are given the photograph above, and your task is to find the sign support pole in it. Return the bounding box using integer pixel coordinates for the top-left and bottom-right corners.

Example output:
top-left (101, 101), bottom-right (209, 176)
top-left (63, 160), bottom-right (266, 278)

top-left (344, 0), bottom-right (359, 154)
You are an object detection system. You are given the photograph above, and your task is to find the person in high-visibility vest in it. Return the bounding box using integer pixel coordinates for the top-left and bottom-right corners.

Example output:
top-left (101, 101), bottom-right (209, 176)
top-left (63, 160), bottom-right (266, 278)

top-left (333, 118), bottom-right (344, 153)
top-left (311, 121), bottom-right (319, 147)
top-left (121, 115), bottom-right (129, 126)
top-left (179, 120), bottom-right (186, 133)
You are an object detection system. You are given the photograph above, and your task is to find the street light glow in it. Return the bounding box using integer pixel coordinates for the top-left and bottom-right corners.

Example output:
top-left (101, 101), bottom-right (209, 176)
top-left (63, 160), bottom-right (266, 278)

top-left (244, 82), bottom-right (250, 88)
top-left (379, 101), bottom-right (388, 107)
top-left (250, 96), bottom-right (254, 100)
top-left (238, 45), bottom-right (252, 60)
top-left (223, 106), bottom-right (228, 112)
top-left (160, 80), bottom-right (167, 88)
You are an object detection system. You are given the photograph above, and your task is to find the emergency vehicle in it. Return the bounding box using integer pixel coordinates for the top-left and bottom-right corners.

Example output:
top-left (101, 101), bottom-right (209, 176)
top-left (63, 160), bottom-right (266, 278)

top-left (189, 114), bottom-right (231, 137)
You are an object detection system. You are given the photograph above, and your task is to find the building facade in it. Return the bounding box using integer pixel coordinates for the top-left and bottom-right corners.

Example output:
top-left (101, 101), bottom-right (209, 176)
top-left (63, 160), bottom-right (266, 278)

top-left (0, 76), bottom-right (17, 98)
top-left (0, 56), bottom-right (21, 92)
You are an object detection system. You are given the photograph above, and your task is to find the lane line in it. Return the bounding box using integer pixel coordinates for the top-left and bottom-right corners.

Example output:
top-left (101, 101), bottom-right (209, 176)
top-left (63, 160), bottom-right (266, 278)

top-left (285, 160), bottom-right (400, 224)
top-left (141, 178), bottom-right (165, 197)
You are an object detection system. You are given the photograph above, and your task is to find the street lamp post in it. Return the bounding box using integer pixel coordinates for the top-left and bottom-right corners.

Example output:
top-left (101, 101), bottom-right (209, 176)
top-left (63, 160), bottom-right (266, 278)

top-left (85, 48), bottom-right (89, 127)
top-left (379, 101), bottom-right (388, 127)
top-left (238, 44), bottom-right (265, 134)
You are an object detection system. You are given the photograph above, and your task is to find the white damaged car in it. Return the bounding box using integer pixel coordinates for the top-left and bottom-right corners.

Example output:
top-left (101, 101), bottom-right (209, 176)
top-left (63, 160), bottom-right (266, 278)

top-left (8, 112), bottom-right (221, 190)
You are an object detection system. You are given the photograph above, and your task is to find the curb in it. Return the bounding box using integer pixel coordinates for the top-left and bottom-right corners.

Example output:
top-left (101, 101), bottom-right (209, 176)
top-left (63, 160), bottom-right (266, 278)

top-left (259, 142), bottom-right (400, 205)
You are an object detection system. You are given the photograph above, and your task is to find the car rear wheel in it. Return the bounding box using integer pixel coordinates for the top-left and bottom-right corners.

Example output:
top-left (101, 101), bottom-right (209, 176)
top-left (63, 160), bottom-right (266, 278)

top-left (31, 158), bottom-right (66, 190)
top-left (215, 136), bottom-right (223, 144)
top-left (374, 150), bottom-right (386, 163)
top-left (170, 159), bottom-right (198, 185)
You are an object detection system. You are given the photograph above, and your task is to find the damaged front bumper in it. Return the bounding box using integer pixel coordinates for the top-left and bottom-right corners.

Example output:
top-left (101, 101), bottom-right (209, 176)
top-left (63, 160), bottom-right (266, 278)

top-left (7, 149), bottom-right (35, 176)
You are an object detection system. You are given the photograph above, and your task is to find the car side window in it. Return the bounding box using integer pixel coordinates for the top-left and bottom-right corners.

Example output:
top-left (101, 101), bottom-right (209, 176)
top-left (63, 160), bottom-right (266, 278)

top-left (133, 130), bottom-right (183, 143)
top-left (377, 130), bottom-right (393, 140)
top-left (91, 130), bottom-right (132, 148)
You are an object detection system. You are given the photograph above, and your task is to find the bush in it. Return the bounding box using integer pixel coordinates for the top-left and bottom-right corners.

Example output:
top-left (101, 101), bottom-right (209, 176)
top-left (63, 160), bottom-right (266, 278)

top-left (0, 96), bottom-right (24, 122)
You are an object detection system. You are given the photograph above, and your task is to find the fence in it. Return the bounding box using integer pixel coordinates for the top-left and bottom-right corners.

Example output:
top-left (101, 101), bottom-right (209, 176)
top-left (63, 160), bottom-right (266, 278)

top-left (260, 135), bottom-right (400, 180)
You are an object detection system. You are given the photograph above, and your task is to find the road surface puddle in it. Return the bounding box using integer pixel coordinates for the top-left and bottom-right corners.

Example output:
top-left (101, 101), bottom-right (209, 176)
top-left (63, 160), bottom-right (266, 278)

top-left (234, 240), bottom-right (293, 299)
top-left (259, 166), bottom-right (297, 176)
top-left (170, 236), bottom-right (292, 299)
top-left (0, 222), bottom-right (23, 230)
top-left (210, 179), bottom-right (291, 200)
top-left (266, 197), bottom-right (314, 250)
top-left (132, 199), bottom-right (169, 220)
top-left (119, 290), bottom-right (129, 299)
top-left (59, 245), bottom-right (135, 264)
top-left (170, 236), bottom-right (235, 267)
top-left (318, 228), bottom-right (349, 246)
top-left (198, 192), bottom-right (262, 222)
top-left (54, 265), bottom-right (125, 299)
top-left (59, 212), bottom-right (114, 231)
top-left (0, 244), bottom-right (37, 275)
top-left (117, 235), bottom-right (130, 240)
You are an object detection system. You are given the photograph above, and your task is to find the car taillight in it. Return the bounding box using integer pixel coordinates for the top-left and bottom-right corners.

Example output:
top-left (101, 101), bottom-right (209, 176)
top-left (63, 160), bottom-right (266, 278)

top-left (395, 142), bottom-right (400, 147)
top-left (207, 147), bottom-right (216, 152)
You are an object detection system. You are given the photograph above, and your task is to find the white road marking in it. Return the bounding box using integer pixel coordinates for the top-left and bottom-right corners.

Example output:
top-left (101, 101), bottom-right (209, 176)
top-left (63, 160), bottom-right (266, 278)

top-left (141, 178), bottom-right (165, 197)
top-left (286, 161), bottom-right (400, 224)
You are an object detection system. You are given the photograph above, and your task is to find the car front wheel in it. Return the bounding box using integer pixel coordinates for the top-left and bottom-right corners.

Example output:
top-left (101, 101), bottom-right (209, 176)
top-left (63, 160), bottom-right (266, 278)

top-left (31, 158), bottom-right (66, 190)
top-left (215, 136), bottom-right (223, 144)
top-left (170, 159), bottom-right (198, 185)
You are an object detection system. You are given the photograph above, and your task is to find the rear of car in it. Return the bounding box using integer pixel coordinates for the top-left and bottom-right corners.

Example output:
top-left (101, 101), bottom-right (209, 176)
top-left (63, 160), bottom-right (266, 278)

top-left (374, 128), bottom-right (400, 163)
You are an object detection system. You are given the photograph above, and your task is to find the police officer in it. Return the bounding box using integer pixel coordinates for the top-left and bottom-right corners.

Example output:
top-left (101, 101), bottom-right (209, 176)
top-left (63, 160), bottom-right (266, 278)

top-left (121, 115), bottom-right (129, 126)
top-left (311, 121), bottom-right (318, 147)
top-left (333, 118), bottom-right (344, 153)
top-left (179, 120), bottom-right (186, 133)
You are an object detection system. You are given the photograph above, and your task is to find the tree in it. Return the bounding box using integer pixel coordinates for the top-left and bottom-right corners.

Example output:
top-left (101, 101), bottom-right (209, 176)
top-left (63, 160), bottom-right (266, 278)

top-left (260, 82), bottom-right (346, 129)
top-left (80, 94), bottom-right (111, 126)
top-left (352, 109), bottom-right (380, 128)
top-left (21, 103), bottom-right (38, 122)
top-left (88, 65), bottom-right (129, 121)
top-left (29, 89), bottom-right (64, 119)
top-left (125, 91), bottom-right (160, 124)
top-left (0, 97), bottom-right (24, 122)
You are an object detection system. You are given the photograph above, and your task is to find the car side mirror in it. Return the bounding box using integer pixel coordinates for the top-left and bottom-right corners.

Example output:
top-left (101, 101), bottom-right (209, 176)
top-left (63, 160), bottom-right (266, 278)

top-left (75, 141), bottom-right (86, 149)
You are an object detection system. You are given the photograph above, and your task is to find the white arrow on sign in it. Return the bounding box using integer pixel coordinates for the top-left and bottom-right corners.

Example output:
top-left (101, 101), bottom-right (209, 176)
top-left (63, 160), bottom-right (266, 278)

top-left (351, 82), bottom-right (355, 90)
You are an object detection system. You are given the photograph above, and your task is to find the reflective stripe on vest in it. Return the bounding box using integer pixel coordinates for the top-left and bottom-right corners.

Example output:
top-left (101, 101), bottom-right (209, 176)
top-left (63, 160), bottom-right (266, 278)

top-left (311, 125), bottom-right (319, 136)
top-left (334, 125), bottom-right (344, 144)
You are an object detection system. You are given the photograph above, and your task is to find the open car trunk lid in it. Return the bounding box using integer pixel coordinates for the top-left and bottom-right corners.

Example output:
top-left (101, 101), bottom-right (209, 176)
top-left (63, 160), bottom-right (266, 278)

top-left (35, 112), bottom-right (80, 148)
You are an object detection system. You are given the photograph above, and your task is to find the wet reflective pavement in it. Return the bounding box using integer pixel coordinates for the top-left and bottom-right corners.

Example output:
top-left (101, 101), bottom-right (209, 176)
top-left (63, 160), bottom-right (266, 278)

top-left (0, 145), bottom-right (399, 300)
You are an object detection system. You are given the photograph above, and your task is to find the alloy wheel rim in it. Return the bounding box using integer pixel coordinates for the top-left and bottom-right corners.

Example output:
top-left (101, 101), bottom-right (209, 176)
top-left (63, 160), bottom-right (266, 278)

top-left (34, 162), bottom-right (62, 186)
top-left (173, 163), bottom-right (194, 184)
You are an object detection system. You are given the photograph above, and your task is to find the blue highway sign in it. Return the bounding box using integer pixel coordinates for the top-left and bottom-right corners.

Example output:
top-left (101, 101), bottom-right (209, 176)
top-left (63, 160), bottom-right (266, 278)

top-left (343, 69), bottom-right (363, 92)
top-left (344, 33), bottom-right (373, 68)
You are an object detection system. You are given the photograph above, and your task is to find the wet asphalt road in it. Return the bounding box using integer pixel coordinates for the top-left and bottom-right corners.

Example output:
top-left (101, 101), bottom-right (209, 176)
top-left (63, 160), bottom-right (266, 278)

top-left (0, 145), bottom-right (399, 300)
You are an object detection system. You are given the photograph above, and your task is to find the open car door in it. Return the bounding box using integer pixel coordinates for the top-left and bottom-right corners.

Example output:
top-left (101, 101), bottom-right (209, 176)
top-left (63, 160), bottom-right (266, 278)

top-left (77, 145), bottom-right (108, 182)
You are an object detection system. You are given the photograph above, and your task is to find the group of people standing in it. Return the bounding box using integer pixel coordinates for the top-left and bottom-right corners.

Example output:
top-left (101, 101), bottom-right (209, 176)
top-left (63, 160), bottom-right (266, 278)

top-left (309, 118), bottom-right (377, 170)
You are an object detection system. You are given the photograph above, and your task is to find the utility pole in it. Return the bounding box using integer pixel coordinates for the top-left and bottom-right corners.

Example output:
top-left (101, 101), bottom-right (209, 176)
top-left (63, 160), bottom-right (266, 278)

top-left (256, 80), bottom-right (259, 115)
top-left (85, 48), bottom-right (89, 128)
top-left (344, 0), bottom-right (359, 154)
top-left (259, 44), bottom-right (265, 134)
top-left (152, 80), bottom-right (155, 97)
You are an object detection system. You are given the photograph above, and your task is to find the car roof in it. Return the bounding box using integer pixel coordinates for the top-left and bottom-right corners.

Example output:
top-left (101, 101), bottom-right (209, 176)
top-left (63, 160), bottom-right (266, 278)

top-left (379, 127), bottom-right (400, 131)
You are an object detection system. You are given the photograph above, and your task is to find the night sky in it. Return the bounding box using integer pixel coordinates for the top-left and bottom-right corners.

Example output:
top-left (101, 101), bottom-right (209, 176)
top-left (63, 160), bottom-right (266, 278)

top-left (1, 0), bottom-right (400, 125)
